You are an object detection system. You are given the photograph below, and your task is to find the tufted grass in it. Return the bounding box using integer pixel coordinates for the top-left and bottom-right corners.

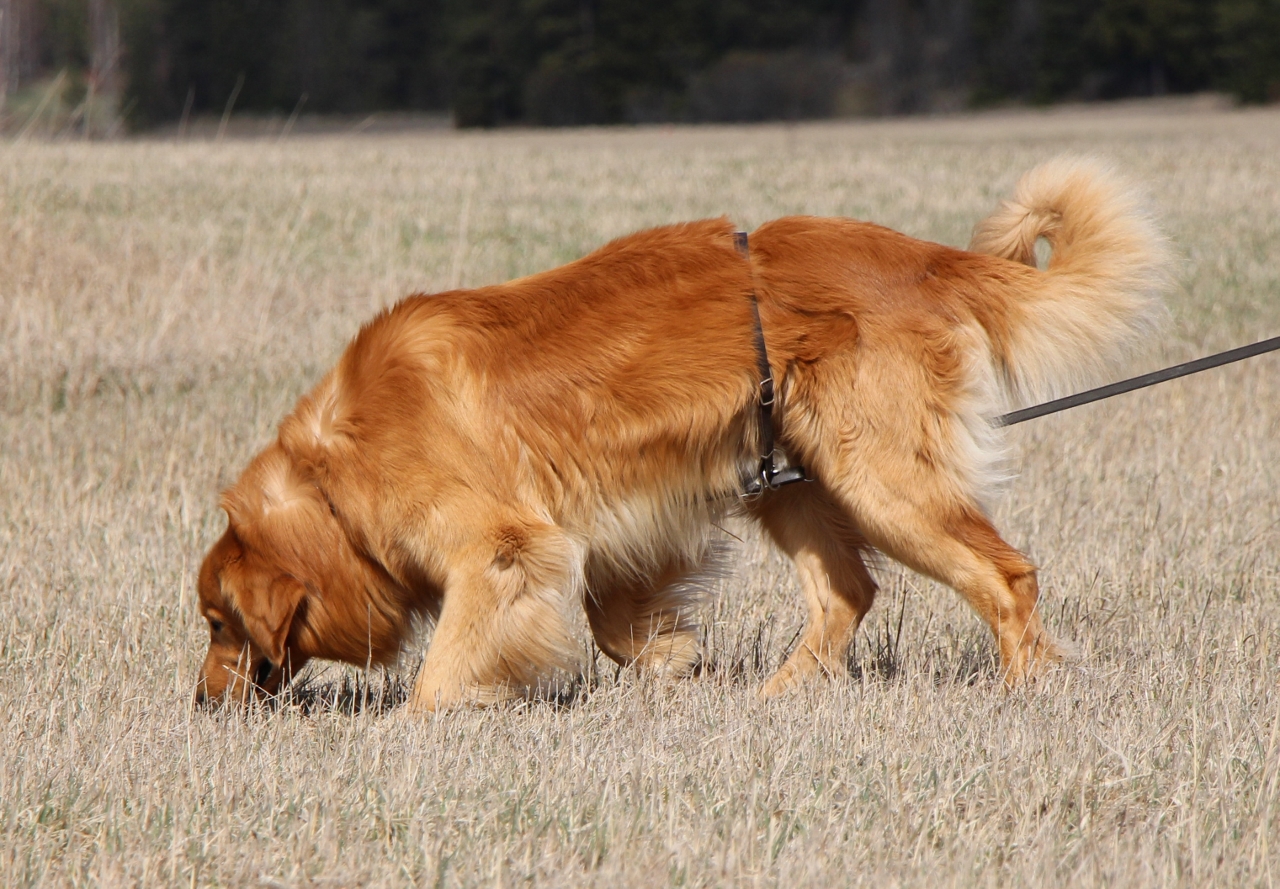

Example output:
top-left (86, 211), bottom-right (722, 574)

top-left (3, 104), bottom-right (1280, 887)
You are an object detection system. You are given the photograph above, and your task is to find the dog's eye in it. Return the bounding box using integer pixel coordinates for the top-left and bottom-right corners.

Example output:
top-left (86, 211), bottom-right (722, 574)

top-left (209, 619), bottom-right (224, 633)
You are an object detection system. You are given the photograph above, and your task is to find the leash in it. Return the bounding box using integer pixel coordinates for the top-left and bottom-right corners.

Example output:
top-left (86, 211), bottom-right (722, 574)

top-left (998, 334), bottom-right (1280, 427)
top-left (737, 231), bottom-right (809, 497)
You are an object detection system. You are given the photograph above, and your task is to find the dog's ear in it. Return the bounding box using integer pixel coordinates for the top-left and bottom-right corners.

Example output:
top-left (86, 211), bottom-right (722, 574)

top-left (239, 575), bottom-right (306, 666)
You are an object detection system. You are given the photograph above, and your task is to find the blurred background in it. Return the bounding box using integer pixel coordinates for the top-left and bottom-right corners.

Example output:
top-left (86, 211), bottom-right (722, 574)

top-left (0, 0), bottom-right (1278, 134)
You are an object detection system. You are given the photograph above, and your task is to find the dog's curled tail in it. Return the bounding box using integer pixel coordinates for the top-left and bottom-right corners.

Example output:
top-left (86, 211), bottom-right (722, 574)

top-left (969, 157), bottom-right (1172, 406)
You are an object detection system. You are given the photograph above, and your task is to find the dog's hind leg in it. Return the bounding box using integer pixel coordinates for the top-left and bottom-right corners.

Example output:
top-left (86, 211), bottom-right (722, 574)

top-left (407, 520), bottom-right (580, 712)
top-left (823, 466), bottom-right (1060, 686)
top-left (789, 332), bottom-right (1062, 685)
top-left (584, 562), bottom-right (703, 677)
top-left (749, 483), bottom-right (878, 697)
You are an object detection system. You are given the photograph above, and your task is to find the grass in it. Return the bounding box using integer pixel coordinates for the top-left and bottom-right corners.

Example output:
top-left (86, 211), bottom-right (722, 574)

top-left (3, 104), bottom-right (1280, 887)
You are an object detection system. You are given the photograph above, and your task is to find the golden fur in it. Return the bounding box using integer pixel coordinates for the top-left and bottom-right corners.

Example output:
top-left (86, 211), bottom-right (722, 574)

top-left (195, 158), bottom-right (1169, 710)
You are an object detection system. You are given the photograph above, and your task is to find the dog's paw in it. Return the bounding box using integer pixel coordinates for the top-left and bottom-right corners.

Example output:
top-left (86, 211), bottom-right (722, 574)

top-left (1001, 633), bottom-right (1077, 688)
top-left (759, 659), bottom-right (816, 699)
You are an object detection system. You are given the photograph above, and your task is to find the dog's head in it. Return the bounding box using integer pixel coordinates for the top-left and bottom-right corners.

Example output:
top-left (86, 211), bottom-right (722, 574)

top-left (195, 440), bottom-right (419, 707)
top-left (196, 438), bottom-right (417, 706)
top-left (195, 523), bottom-right (298, 705)
top-left (195, 444), bottom-right (330, 706)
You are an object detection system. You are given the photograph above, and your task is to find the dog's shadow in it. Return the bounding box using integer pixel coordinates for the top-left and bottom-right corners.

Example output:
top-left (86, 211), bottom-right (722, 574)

top-left (276, 667), bottom-right (413, 716)
top-left (251, 616), bottom-right (996, 718)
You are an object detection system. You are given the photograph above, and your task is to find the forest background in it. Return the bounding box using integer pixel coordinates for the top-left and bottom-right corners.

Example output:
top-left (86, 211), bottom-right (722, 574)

top-left (1, 0), bottom-right (1279, 132)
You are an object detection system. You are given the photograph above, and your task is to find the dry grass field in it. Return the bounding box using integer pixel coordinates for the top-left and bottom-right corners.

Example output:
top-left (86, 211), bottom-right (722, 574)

top-left (3, 104), bottom-right (1280, 887)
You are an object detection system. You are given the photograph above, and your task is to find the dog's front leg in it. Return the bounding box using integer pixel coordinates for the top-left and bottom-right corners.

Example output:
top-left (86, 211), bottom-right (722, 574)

top-left (407, 522), bottom-right (581, 712)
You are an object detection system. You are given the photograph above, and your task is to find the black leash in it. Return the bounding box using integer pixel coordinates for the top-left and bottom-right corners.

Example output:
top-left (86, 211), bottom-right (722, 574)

top-left (998, 334), bottom-right (1280, 427)
top-left (737, 231), bottom-right (809, 497)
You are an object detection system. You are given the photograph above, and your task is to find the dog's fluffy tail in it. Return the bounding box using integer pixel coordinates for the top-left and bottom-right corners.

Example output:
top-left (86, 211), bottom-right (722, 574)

top-left (969, 157), bottom-right (1172, 407)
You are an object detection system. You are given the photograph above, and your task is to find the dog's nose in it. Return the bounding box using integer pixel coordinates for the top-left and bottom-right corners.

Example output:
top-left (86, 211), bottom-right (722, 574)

top-left (253, 659), bottom-right (275, 688)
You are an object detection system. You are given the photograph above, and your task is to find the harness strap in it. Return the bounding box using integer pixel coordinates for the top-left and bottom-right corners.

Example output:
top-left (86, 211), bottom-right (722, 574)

top-left (735, 231), bottom-right (809, 497)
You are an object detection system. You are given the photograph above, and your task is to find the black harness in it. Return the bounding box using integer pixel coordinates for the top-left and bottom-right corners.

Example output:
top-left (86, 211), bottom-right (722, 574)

top-left (735, 231), bottom-right (809, 497)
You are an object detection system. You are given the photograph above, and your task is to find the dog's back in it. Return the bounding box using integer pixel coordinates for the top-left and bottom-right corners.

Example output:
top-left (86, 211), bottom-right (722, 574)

top-left (289, 217), bottom-right (773, 522)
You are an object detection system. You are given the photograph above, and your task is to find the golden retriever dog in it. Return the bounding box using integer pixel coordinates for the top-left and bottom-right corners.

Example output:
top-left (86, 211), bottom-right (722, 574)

top-left (194, 159), bottom-right (1167, 710)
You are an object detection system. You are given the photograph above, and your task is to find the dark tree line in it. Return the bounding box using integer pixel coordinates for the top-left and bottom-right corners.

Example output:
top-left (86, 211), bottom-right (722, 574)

top-left (4, 0), bottom-right (1280, 128)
